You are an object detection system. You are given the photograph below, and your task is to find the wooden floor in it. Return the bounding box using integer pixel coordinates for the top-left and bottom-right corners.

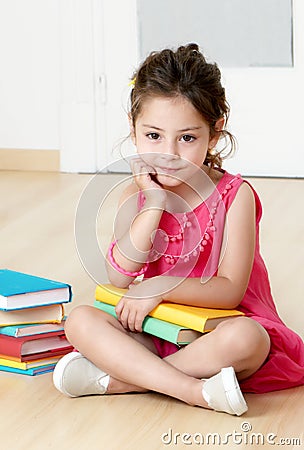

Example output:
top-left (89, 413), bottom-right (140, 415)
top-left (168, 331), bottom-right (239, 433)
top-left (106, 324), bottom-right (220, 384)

top-left (0, 171), bottom-right (303, 450)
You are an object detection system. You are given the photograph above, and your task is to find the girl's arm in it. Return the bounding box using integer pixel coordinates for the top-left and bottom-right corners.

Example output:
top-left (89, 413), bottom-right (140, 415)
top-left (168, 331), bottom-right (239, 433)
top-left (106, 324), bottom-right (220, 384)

top-left (113, 181), bottom-right (255, 331)
top-left (106, 159), bottom-right (167, 288)
top-left (105, 183), bottom-right (162, 287)
top-left (160, 182), bottom-right (256, 309)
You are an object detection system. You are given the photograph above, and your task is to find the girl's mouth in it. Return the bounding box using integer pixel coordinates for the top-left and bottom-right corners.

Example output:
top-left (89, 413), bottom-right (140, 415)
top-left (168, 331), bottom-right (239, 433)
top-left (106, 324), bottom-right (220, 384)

top-left (157, 166), bottom-right (179, 174)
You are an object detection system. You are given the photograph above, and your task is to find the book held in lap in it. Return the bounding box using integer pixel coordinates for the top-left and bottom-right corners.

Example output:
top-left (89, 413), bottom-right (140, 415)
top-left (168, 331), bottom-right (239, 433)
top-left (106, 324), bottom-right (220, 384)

top-left (95, 284), bottom-right (244, 341)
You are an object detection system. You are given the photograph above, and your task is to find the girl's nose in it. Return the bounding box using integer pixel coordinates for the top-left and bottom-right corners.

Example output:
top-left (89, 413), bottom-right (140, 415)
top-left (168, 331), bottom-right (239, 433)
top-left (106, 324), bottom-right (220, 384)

top-left (162, 142), bottom-right (179, 158)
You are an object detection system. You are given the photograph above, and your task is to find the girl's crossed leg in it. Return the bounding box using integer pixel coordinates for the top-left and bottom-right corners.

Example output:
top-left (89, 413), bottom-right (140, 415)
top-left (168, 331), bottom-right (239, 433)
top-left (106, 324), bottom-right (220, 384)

top-left (53, 305), bottom-right (270, 415)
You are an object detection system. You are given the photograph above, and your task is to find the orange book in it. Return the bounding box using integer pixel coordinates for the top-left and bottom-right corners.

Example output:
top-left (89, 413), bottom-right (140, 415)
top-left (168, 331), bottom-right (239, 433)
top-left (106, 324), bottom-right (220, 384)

top-left (0, 303), bottom-right (64, 327)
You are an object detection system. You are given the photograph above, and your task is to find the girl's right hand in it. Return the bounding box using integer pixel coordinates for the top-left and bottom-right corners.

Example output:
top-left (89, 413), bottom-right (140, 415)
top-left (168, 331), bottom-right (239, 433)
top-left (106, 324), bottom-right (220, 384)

top-left (130, 157), bottom-right (167, 208)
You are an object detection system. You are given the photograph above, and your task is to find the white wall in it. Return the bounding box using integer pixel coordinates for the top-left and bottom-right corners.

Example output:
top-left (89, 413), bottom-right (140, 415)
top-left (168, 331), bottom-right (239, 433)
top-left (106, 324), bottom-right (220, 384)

top-left (0, 0), bottom-right (303, 176)
top-left (0, 0), bottom-right (60, 150)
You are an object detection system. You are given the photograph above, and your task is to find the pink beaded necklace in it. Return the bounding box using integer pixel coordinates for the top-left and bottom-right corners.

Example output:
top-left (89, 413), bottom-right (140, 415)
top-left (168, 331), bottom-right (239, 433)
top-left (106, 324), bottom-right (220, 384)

top-left (148, 176), bottom-right (239, 266)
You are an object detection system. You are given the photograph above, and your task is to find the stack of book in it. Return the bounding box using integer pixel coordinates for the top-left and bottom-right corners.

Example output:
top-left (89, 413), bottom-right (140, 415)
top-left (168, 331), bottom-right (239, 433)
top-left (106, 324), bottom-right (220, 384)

top-left (94, 284), bottom-right (244, 345)
top-left (0, 269), bottom-right (73, 376)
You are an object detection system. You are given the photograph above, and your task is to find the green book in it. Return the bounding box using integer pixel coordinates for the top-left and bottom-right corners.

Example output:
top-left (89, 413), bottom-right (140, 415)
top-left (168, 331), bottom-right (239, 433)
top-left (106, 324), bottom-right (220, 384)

top-left (94, 300), bottom-right (202, 345)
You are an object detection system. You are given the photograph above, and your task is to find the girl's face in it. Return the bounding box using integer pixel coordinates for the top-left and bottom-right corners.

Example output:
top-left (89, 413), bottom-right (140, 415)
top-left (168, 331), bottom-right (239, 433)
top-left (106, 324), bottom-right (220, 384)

top-left (131, 95), bottom-right (222, 188)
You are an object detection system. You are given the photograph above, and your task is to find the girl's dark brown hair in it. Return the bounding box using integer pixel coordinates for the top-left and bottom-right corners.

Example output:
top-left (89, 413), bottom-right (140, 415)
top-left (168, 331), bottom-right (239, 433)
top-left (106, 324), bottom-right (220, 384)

top-left (129, 43), bottom-right (236, 168)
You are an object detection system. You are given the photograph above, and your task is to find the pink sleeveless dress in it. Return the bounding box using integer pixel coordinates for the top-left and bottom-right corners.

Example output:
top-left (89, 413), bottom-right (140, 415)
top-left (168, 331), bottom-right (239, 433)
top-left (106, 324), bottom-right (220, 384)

top-left (139, 170), bottom-right (304, 394)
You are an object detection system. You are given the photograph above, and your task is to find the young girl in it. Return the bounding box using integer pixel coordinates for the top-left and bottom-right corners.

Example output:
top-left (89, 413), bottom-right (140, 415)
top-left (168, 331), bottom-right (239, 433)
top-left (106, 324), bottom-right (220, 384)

top-left (53, 44), bottom-right (304, 415)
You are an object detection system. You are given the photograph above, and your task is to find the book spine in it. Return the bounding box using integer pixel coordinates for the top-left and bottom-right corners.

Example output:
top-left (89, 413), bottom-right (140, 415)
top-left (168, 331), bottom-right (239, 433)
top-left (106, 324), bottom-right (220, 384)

top-left (0, 327), bottom-right (17, 337)
top-left (0, 363), bottom-right (56, 375)
top-left (0, 358), bottom-right (28, 369)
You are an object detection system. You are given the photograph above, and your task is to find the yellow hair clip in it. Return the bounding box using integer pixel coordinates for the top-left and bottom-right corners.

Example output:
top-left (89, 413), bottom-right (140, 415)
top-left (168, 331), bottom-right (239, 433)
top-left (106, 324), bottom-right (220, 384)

top-left (128, 77), bottom-right (136, 87)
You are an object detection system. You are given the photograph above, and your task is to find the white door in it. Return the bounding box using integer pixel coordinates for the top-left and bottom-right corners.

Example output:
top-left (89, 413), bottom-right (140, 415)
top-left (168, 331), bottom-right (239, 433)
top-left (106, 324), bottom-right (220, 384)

top-left (100, 0), bottom-right (304, 177)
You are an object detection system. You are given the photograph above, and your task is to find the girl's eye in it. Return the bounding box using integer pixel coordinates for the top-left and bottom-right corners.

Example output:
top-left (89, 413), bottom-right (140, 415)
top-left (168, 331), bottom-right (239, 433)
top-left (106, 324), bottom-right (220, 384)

top-left (181, 134), bottom-right (195, 142)
top-left (147, 132), bottom-right (160, 140)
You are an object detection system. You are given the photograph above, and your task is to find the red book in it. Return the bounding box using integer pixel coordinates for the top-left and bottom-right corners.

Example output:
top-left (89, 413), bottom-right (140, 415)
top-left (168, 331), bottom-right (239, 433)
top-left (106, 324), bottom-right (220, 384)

top-left (0, 331), bottom-right (73, 362)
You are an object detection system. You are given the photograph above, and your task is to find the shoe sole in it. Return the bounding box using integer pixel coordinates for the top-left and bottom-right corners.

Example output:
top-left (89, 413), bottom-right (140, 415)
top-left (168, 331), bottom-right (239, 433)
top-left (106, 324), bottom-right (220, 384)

top-left (221, 367), bottom-right (248, 416)
top-left (53, 351), bottom-right (83, 397)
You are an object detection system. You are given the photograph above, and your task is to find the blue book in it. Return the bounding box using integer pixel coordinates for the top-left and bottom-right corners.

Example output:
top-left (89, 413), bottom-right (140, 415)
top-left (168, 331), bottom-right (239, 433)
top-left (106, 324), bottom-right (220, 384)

top-left (0, 363), bottom-right (56, 376)
top-left (0, 269), bottom-right (72, 311)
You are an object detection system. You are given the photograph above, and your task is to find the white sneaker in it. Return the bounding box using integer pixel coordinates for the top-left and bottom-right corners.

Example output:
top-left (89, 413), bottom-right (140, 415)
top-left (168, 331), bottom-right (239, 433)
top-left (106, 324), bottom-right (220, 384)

top-left (53, 352), bottom-right (110, 398)
top-left (202, 367), bottom-right (248, 416)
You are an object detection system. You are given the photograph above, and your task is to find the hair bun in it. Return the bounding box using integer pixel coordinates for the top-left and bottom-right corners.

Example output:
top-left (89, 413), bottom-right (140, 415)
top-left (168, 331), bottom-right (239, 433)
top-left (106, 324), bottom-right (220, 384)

top-left (177, 43), bottom-right (200, 56)
top-left (187, 43), bottom-right (200, 52)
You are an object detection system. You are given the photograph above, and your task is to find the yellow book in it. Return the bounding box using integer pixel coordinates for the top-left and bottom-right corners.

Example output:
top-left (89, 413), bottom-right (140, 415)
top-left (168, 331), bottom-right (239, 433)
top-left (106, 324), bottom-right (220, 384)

top-left (0, 303), bottom-right (64, 326)
top-left (95, 284), bottom-right (244, 333)
top-left (0, 356), bottom-right (61, 370)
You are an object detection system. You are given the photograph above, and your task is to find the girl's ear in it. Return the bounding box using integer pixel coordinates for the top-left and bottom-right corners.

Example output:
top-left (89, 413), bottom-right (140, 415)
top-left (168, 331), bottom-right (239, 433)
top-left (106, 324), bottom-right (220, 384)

top-left (209, 117), bottom-right (225, 148)
top-left (128, 113), bottom-right (136, 145)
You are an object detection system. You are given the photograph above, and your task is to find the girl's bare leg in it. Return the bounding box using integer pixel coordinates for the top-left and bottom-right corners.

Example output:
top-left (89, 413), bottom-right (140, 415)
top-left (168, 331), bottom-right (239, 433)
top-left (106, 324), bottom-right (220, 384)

top-left (64, 306), bottom-right (270, 407)
top-left (65, 306), bottom-right (206, 406)
top-left (165, 316), bottom-right (271, 381)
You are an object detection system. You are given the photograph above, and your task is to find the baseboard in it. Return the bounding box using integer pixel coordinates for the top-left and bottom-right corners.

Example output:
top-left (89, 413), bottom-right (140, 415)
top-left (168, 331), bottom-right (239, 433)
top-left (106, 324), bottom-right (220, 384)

top-left (0, 149), bottom-right (60, 172)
